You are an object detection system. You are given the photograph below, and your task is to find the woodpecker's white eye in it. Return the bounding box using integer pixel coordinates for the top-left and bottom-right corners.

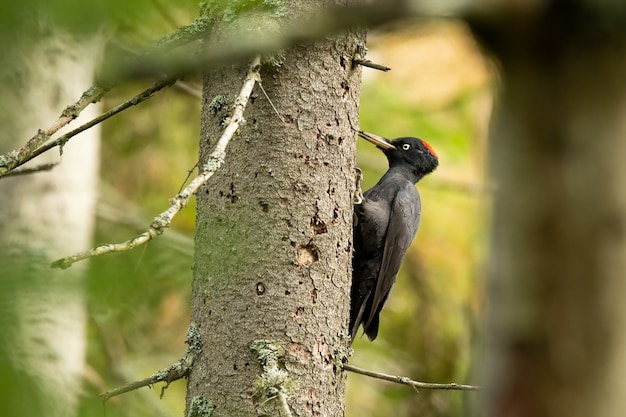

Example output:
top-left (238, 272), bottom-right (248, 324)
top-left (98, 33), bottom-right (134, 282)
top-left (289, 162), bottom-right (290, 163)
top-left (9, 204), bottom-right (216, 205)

top-left (402, 144), bottom-right (411, 151)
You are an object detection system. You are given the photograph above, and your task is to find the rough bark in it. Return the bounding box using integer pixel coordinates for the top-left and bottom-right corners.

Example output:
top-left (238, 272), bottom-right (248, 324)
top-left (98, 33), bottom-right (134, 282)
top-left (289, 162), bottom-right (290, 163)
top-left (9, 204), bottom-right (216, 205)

top-left (472, 5), bottom-right (626, 417)
top-left (187, 3), bottom-right (365, 416)
top-left (0, 29), bottom-right (100, 417)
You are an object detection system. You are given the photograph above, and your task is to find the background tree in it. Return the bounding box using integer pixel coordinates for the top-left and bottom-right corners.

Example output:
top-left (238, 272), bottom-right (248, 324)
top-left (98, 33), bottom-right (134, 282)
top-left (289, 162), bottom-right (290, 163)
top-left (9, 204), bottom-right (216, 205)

top-left (471, 3), bottom-right (626, 416)
top-left (0, 24), bottom-right (101, 417)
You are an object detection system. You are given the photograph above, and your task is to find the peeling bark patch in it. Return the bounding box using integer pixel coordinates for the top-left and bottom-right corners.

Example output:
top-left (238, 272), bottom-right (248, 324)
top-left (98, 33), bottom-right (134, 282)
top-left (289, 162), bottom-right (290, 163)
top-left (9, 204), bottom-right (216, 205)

top-left (294, 306), bottom-right (304, 325)
top-left (288, 343), bottom-right (312, 363)
top-left (313, 338), bottom-right (331, 365)
top-left (297, 244), bottom-right (319, 266)
top-left (310, 215), bottom-right (327, 234)
top-left (256, 282), bottom-right (266, 295)
top-left (305, 387), bottom-right (320, 414)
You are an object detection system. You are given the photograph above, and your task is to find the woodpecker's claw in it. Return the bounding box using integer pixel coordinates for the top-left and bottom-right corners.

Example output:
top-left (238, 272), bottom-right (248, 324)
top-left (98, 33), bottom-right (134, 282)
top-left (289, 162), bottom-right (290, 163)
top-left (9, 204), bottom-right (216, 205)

top-left (353, 167), bottom-right (363, 205)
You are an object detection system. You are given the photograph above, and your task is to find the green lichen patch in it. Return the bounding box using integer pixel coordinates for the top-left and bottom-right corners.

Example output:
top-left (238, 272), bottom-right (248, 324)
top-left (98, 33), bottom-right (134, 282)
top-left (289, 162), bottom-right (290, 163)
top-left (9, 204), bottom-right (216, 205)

top-left (250, 339), bottom-right (296, 403)
top-left (209, 95), bottom-right (229, 114)
top-left (187, 396), bottom-right (215, 417)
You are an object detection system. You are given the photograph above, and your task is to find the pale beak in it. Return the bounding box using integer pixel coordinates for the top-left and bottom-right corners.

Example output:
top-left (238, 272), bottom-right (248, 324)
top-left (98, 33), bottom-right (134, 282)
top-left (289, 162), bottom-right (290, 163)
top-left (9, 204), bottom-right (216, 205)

top-left (358, 131), bottom-right (396, 151)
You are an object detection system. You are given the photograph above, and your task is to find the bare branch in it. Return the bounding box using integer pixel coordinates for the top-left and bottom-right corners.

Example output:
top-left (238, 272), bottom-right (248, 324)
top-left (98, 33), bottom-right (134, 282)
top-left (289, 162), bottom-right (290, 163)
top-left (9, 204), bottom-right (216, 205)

top-left (25, 76), bottom-right (177, 170)
top-left (51, 55), bottom-right (262, 269)
top-left (100, 323), bottom-right (201, 401)
top-left (174, 80), bottom-right (203, 99)
top-left (0, 17), bottom-right (211, 178)
top-left (277, 391), bottom-right (294, 417)
top-left (0, 162), bottom-right (58, 178)
top-left (353, 59), bottom-right (391, 72)
top-left (342, 363), bottom-right (481, 391)
top-left (0, 85), bottom-right (110, 177)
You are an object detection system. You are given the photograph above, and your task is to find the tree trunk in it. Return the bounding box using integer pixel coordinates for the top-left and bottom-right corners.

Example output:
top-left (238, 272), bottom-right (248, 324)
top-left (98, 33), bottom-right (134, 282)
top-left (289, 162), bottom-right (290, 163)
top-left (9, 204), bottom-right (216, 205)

top-left (0, 29), bottom-right (100, 417)
top-left (187, 3), bottom-right (365, 416)
top-left (473, 5), bottom-right (626, 417)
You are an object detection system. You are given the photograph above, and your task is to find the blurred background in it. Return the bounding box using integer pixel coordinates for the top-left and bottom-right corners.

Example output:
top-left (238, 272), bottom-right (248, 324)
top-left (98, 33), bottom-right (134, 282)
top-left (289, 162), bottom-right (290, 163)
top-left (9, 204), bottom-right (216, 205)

top-left (1, 2), bottom-right (493, 416)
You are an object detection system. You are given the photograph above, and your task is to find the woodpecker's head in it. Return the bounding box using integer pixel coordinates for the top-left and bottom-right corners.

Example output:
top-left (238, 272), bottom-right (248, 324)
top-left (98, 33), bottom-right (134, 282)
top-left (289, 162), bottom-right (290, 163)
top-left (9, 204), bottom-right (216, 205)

top-left (358, 131), bottom-right (439, 179)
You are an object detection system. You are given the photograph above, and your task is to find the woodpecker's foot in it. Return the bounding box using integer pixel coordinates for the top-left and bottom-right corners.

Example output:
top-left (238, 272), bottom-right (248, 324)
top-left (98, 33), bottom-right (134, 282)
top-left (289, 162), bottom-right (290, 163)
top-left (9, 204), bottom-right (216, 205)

top-left (353, 167), bottom-right (363, 205)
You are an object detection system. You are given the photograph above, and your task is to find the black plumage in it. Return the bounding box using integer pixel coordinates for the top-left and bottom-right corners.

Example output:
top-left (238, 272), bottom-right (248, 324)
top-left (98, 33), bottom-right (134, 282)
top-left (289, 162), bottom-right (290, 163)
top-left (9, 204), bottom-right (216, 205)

top-left (350, 131), bottom-right (439, 342)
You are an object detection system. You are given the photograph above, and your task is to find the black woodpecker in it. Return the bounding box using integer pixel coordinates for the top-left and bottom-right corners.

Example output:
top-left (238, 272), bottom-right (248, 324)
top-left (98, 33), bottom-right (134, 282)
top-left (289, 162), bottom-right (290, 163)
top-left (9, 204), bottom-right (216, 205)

top-left (350, 131), bottom-right (438, 342)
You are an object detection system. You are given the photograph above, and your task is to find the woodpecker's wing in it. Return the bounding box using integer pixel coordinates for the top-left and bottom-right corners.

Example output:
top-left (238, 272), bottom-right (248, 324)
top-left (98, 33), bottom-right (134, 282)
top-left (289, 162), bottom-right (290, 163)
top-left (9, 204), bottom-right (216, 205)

top-left (349, 198), bottom-right (388, 341)
top-left (363, 184), bottom-right (421, 335)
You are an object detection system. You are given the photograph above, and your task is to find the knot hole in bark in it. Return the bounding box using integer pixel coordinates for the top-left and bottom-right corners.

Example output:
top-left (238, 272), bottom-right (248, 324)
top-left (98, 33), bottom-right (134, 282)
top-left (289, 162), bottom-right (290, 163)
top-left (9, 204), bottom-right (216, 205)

top-left (297, 243), bottom-right (319, 266)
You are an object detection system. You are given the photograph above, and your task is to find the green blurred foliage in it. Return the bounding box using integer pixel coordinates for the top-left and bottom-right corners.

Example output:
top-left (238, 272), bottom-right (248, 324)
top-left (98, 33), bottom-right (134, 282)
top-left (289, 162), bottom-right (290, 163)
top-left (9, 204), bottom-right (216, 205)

top-left (0, 0), bottom-right (198, 38)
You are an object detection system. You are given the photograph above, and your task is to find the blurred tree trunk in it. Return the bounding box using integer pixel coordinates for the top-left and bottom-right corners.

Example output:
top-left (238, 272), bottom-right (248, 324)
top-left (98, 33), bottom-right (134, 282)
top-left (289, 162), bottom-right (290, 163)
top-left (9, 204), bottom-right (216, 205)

top-left (0, 28), bottom-right (101, 417)
top-left (187, 2), bottom-right (364, 416)
top-left (473, 4), bottom-right (626, 417)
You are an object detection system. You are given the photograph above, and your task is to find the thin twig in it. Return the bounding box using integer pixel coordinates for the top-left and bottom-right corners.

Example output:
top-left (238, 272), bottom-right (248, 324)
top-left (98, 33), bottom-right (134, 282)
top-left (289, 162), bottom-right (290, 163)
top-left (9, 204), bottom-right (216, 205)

top-left (0, 162), bottom-right (58, 178)
top-left (100, 323), bottom-right (201, 401)
top-left (52, 56), bottom-right (262, 269)
top-left (257, 82), bottom-right (285, 124)
top-left (174, 80), bottom-right (203, 99)
top-left (277, 391), bottom-right (294, 417)
top-left (353, 58), bottom-right (391, 72)
top-left (0, 85), bottom-right (110, 177)
top-left (342, 363), bottom-right (481, 391)
top-left (24, 77), bottom-right (177, 169)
